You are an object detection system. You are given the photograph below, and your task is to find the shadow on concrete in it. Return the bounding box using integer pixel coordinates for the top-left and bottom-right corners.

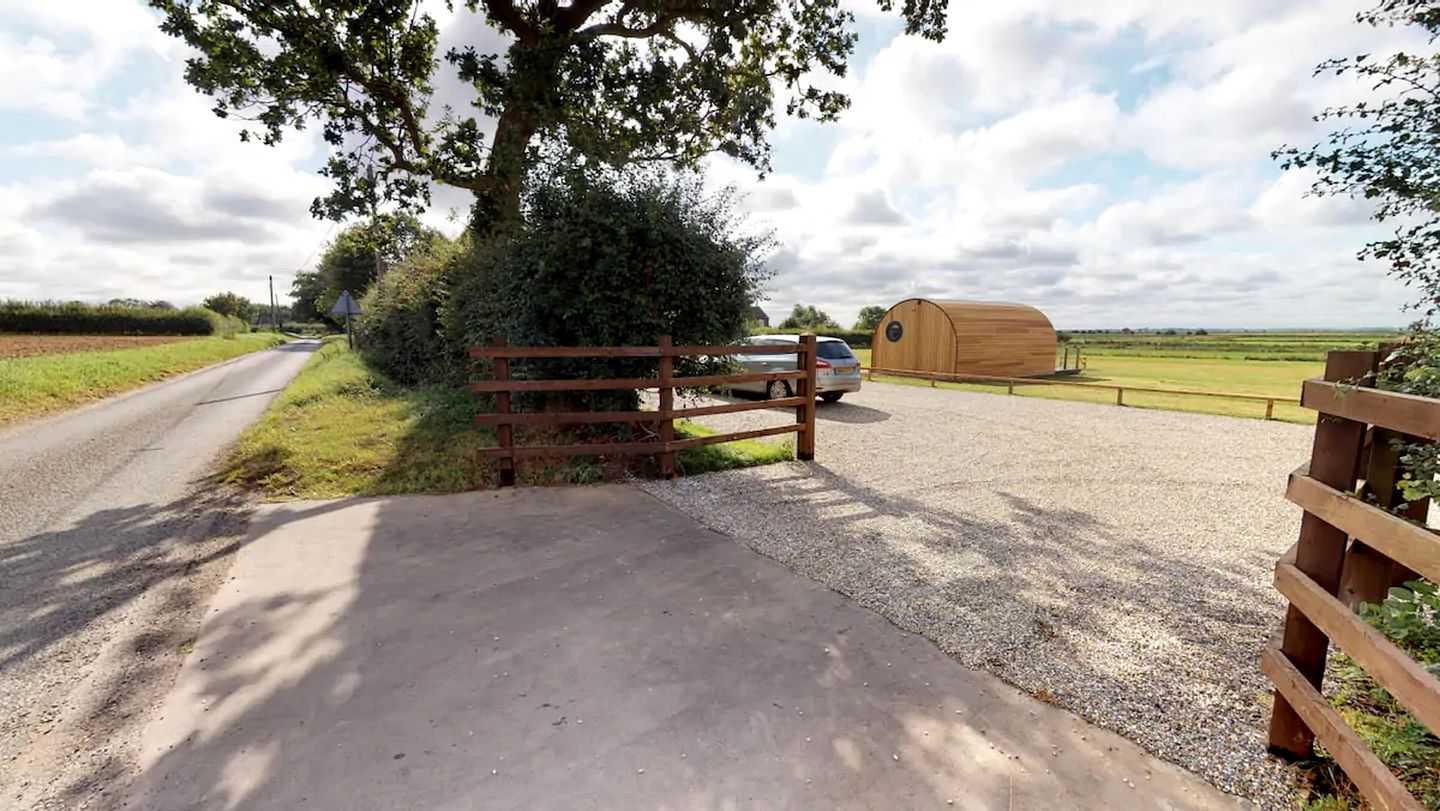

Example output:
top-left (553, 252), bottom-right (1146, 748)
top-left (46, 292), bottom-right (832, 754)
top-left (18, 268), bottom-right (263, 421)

top-left (112, 485), bottom-right (1240, 810)
top-left (647, 457), bottom-right (1289, 801)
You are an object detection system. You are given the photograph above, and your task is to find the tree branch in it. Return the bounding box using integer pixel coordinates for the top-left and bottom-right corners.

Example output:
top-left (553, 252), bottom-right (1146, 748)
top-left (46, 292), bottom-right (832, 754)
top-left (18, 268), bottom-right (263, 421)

top-left (483, 0), bottom-right (540, 45)
top-left (579, 18), bottom-right (674, 39)
top-left (555, 0), bottom-right (613, 33)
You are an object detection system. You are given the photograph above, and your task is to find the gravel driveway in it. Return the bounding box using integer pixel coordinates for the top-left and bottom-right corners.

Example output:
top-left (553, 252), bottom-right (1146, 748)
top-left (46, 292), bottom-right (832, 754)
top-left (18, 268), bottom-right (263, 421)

top-left (641, 382), bottom-right (1313, 808)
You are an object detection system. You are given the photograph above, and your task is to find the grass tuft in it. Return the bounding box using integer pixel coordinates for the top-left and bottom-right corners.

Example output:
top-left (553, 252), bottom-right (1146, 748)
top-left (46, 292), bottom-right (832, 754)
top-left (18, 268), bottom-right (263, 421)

top-left (674, 419), bottom-right (795, 474)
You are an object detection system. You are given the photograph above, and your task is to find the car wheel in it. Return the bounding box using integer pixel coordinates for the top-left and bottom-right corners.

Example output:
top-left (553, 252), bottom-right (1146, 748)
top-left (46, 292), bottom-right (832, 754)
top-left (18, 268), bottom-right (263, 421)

top-left (820, 392), bottom-right (843, 403)
top-left (766, 379), bottom-right (791, 400)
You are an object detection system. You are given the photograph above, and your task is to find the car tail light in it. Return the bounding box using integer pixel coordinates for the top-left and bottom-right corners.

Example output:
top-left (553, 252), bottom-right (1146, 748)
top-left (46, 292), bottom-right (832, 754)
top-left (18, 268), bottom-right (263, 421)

top-left (816, 359), bottom-right (832, 370)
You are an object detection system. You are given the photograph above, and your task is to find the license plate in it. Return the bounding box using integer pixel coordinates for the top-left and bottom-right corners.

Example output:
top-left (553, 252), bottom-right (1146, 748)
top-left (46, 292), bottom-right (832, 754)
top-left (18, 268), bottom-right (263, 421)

top-left (835, 365), bottom-right (856, 375)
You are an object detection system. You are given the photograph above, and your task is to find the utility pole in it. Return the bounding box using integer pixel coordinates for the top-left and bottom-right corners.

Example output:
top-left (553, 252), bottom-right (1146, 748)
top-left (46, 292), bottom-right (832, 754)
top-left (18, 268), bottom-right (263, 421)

top-left (368, 165), bottom-right (383, 294)
top-left (268, 275), bottom-right (278, 331)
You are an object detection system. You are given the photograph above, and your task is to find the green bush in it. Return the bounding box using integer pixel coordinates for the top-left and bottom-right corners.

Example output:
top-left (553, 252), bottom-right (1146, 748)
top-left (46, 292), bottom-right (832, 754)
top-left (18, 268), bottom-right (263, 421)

top-left (356, 238), bottom-right (460, 385)
top-left (0, 300), bottom-right (237, 335)
top-left (755, 326), bottom-right (874, 349)
top-left (441, 167), bottom-right (772, 408)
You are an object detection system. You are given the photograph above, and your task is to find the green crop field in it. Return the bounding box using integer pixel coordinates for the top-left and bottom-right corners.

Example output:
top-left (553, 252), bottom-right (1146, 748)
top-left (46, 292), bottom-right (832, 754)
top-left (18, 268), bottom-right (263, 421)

top-left (853, 330), bottom-right (1403, 423)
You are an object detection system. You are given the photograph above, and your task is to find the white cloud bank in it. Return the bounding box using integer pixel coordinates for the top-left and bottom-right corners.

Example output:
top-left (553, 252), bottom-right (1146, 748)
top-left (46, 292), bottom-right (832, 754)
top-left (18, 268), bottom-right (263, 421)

top-left (0, 0), bottom-right (1424, 327)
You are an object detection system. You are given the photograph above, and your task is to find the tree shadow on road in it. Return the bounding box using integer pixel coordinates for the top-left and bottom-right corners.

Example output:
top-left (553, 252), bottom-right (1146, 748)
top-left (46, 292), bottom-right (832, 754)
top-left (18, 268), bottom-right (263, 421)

top-left (105, 484), bottom-right (1240, 810)
top-left (640, 460), bottom-right (1295, 801)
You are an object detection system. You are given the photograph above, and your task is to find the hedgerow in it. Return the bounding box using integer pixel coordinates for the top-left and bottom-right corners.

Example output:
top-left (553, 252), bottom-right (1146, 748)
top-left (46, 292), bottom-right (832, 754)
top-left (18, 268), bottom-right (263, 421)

top-left (0, 301), bottom-right (241, 336)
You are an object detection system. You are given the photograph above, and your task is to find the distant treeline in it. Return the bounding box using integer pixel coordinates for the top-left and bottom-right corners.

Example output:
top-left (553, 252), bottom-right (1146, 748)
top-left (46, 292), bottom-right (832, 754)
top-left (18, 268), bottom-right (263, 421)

top-left (753, 326), bottom-right (874, 349)
top-left (0, 301), bottom-right (244, 336)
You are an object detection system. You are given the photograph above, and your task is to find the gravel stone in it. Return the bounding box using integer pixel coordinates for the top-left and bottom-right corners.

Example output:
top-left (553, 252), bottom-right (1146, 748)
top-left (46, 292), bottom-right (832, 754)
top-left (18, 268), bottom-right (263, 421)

top-left (641, 382), bottom-right (1314, 809)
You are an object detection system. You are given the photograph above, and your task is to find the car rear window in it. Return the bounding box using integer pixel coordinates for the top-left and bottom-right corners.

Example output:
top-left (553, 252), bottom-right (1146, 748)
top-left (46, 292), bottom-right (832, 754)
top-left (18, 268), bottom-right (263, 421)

top-left (817, 342), bottom-right (854, 360)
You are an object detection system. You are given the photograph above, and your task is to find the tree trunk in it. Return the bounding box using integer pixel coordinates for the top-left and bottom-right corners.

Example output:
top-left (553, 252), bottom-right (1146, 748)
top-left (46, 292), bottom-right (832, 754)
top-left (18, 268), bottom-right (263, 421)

top-left (470, 104), bottom-right (536, 239)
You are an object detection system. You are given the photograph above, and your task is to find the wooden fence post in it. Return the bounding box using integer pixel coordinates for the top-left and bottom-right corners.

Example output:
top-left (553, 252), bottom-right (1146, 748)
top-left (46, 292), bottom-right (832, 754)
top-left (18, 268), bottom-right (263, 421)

top-left (1266, 399), bottom-right (1276, 420)
top-left (1268, 350), bottom-right (1377, 758)
top-left (492, 336), bottom-right (516, 488)
top-left (1063, 346), bottom-right (1069, 370)
top-left (797, 334), bottom-right (817, 461)
top-left (657, 335), bottom-right (676, 479)
top-left (1116, 387), bottom-right (1124, 406)
top-left (1007, 379), bottom-right (1015, 396)
top-left (1339, 426), bottom-right (1410, 608)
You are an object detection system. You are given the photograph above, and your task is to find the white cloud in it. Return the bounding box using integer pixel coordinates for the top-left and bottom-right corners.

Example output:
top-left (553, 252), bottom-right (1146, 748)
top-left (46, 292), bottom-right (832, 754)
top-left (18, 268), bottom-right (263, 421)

top-left (0, 0), bottom-right (1422, 329)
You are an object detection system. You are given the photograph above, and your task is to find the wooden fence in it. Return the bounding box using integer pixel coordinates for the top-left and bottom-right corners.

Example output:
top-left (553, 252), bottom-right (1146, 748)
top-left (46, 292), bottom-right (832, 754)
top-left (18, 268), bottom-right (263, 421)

top-left (1059, 344), bottom-right (1083, 372)
top-left (1266, 349), bottom-right (1440, 811)
top-left (862, 365), bottom-right (1300, 420)
top-left (468, 335), bottom-right (818, 486)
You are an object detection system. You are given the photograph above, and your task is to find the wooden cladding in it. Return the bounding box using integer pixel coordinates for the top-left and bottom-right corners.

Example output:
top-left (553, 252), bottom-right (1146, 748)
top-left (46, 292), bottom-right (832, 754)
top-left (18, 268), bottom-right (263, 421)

top-left (870, 299), bottom-right (1057, 378)
top-left (1265, 349), bottom-right (1440, 811)
top-left (472, 335), bottom-right (818, 485)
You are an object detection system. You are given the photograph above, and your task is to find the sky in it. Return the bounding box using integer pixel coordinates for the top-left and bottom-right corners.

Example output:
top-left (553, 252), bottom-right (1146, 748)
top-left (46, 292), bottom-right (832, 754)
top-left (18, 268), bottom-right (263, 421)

top-left (0, 0), bottom-right (1425, 329)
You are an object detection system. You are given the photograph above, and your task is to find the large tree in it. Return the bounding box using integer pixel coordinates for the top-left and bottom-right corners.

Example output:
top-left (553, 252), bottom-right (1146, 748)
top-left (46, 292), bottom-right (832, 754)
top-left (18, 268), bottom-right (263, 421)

top-left (853, 304), bottom-right (887, 331)
top-left (150, 0), bottom-right (949, 236)
top-left (779, 303), bottom-right (839, 330)
top-left (202, 291), bottom-right (258, 321)
top-left (289, 269), bottom-right (329, 322)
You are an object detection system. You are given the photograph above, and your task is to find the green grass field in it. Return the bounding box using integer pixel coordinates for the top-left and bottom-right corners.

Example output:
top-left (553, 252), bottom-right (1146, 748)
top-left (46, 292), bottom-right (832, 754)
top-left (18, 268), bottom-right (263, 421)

top-left (854, 330), bottom-right (1402, 423)
top-left (0, 332), bottom-right (285, 427)
top-left (222, 340), bottom-right (791, 499)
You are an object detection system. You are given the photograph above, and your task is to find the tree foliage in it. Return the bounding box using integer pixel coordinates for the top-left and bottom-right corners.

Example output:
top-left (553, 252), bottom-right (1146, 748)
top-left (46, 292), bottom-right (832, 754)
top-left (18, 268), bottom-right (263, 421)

top-left (202, 292), bottom-right (257, 322)
top-left (440, 165), bottom-right (772, 405)
top-left (1276, 0), bottom-right (1440, 311)
top-left (779, 303), bottom-right (839, 330)
top-left (317, 214), bottom-right (444, 311)
top-left (357, 237), bottom-right (463, 385)
top-left (150, 0), bottom-right (950, 233)
top-left (290, 270), bottom-right (329, 323)
top-left (853, 304), bottom-right (887, 332)
top-left (108, 298), bottom-right (176, 310)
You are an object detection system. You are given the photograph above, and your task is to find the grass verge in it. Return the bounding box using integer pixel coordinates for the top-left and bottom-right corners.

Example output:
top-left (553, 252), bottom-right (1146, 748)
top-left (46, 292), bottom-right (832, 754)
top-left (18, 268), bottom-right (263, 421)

top-left (1300, 579), bottom-right (1440, 809)
top-left (674, 419), bottom-right (794, 474)
top-left (221, 341), bottom-right (792, 499)
top-left (0, 332), bottom-right (285, 427)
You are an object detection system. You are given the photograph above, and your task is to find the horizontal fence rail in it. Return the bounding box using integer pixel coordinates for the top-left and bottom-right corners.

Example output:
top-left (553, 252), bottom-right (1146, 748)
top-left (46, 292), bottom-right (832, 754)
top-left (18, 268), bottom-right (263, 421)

top-left (1266, 349), bottom-right (1439, 811)
top-left (471, 335), bottom-right (817, 485)
top-left (863, 364), bottom-right (1299, 419)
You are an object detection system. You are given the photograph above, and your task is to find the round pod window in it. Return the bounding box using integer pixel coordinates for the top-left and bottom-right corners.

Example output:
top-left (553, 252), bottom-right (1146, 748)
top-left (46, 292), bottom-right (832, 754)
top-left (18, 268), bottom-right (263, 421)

top-left (885, 321), bottom-right (904, 342)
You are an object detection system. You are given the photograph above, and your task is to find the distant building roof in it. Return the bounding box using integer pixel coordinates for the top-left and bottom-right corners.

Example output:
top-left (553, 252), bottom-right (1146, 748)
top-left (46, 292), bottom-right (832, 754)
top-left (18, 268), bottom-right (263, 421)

top-left (749, 305), bottom-right (770, 325)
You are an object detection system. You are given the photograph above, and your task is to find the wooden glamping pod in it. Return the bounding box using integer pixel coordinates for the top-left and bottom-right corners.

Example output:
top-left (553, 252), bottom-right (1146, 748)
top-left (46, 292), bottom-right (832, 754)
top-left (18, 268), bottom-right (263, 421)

top-left (870, 299), bottom-right (1057, 377)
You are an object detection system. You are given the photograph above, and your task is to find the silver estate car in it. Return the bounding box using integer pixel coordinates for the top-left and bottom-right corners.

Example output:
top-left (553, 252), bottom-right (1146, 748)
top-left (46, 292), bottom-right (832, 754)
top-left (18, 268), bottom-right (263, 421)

top-left (730, 334), bottom-right (863, 402)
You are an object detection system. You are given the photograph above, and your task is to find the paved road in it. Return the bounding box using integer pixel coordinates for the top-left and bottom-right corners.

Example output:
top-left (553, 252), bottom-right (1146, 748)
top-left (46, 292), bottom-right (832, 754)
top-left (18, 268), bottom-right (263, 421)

top-left (0, 340), bottom-right (318, 810)
top-left (126, 486), bottom-right (1244, 810)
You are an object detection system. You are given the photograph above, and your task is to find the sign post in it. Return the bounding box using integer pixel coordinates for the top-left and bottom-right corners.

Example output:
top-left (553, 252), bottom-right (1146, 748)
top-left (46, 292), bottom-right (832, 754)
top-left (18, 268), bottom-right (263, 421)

top-left (330, 290), bottom-right (362, 349)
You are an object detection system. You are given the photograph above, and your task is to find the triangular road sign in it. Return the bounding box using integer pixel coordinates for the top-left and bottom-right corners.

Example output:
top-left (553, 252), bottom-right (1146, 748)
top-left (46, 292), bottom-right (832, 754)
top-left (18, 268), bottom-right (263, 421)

top-left (330, 290), bottom-right (362, 316)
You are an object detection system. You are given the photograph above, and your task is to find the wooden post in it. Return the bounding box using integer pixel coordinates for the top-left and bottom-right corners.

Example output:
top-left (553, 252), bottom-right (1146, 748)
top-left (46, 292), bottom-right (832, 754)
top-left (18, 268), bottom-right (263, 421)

top-left (657, 335), bottom-right (676, 479)
top-left (492, 336), bottom-right (516, 488)
top-left (1076, 346), bottom-right (1082, 368)
top-left (1115, 387), bottom-right (1124, 406)
top-left (1266, 399), bottom-right (1276, 421)
top-left (1339, 427), bottom-right (1405, 608)
top-left (1063, 346), bottom-right (1069, 370)
top-left (1268, 350), bottom-right (1377, 758)
top-left (1007, 379), bottom-right (1015, 396)
top-left (797, 334), bottom-right (817, 461)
